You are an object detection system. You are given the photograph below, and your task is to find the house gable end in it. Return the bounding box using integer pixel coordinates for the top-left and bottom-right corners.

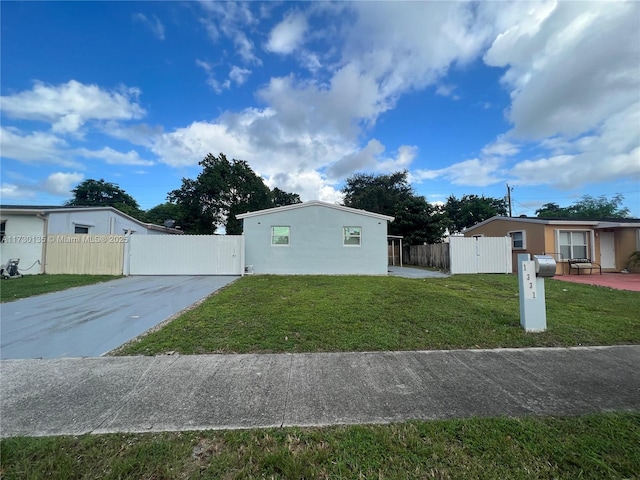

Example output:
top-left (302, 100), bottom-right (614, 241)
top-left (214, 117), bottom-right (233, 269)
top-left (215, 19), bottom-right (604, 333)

top-left (236, 201), bottom-right (395, 222)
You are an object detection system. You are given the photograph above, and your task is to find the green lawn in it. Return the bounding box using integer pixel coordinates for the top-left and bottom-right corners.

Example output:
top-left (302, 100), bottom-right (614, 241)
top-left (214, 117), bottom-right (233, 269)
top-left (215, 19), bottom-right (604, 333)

top-left (115, 274), bottom-right (640, 355)
top-left (1, 413), bottom-right (638, 479)
top-left (0, 274), bottom-right (121, 302)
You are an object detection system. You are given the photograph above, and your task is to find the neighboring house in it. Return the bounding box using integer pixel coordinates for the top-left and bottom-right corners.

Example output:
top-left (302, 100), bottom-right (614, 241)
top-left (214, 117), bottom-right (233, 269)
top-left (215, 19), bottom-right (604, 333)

top-left (463, 216), bottom-right (640, 273)
top-left (0, 205), bottom-right (182, 274)
top-left (237, 201), bottom-right (394, 275)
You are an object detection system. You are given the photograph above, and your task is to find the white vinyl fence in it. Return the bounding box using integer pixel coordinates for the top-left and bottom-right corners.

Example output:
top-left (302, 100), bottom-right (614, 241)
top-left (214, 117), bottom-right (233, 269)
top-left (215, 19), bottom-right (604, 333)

top-left (449, 236), bottom-right (512, 274)
top-left (126, 235), bottom-right (244, 275)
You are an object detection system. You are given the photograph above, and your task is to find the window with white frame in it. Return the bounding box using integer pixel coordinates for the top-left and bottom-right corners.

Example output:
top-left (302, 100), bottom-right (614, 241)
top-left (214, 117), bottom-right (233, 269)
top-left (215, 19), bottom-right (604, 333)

top-left (509, 230), bottom-right (526, 249)
top-left (271, 226), bottom-right (290, 245)
top-left (559, 231), bottom-right (589, 259)
top-left (0, 221), bottom-right (5, 242)
top-left (74, 225), bottom-right (90, 234)
top-left (344, 226), bottom-right (361, 246)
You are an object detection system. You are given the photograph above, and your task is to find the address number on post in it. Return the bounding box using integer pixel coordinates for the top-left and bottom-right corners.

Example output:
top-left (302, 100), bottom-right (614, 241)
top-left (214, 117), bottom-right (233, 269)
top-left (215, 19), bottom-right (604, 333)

top-left (520, 261), bottom-right (538, 299)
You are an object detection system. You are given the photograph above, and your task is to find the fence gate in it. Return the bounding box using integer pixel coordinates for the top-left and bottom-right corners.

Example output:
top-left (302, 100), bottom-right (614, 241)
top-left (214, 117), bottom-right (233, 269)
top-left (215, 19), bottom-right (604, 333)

top-left (449, 236), bottom-right (512, 274)
top-left (126, 235), bottom-right (244, 275)
top-left (45, 234), bottom-right (125, 275)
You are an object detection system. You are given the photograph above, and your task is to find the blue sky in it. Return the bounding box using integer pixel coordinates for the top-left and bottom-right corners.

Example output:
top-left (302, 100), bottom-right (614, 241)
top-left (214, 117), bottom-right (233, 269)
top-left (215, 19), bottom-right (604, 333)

top-left (2, 1), bottom-right (639, 217)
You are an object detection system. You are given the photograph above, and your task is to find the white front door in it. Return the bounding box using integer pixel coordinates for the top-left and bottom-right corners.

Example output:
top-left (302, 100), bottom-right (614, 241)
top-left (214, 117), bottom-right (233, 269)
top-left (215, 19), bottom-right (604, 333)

top-left (599, 231), bottom-right (616, 269)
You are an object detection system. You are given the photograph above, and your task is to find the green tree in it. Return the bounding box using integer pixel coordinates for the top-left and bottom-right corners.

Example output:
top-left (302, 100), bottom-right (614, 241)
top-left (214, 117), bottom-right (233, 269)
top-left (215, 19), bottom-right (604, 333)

top-left (342, 171), bottom-right (413, 215)
top-left (145, 203), bottom-right (188, 228)
top-left (66, 179), bottom-right (139, 207)
top-left (444, 194), bottom-right (508, 234)
top-left (394, 196), bottom-right (449, 244)
top-left (342, 171), bottom-right (447, 244)
top-left (536, 194), bottom-right (630, 219)
top-left (169, 153), bottom-right (288, 234)
top-left (534, 202), bottom-right (566, 219)
top-left (271, 187), bottom-right (302, 207)
top-left (66, 179), bottom-right (146, 221)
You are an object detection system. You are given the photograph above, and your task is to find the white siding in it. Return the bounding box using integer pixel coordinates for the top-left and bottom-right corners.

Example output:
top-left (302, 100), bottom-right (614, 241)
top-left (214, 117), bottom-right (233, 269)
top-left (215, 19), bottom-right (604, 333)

top-left (449, 236), bottom-right (512, 274)
top-left (47, 210), bottom-right (151, 235)
top-left (128, 235), bottom-right (243, 275)
top-left (242, 205), bottom-right (389, 275)
top-left (0, 215), bottom-right (46, 275)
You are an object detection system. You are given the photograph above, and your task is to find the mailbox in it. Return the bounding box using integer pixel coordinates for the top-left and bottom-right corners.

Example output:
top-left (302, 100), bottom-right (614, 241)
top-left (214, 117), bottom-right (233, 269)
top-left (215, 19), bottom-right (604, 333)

top-left (533, 255), bottom-right (556, 278)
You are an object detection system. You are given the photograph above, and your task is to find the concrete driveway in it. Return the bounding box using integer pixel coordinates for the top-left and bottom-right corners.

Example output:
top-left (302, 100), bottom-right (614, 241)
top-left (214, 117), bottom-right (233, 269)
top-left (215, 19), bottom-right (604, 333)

top-left (388, 266), bottom-right (449, 278)
top-left (0, 275), bottom-right (239, 360)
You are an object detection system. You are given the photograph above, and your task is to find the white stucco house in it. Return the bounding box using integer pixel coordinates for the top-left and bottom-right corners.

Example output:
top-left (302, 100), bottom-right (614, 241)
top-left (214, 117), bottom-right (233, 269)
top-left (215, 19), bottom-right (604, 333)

top-left (237, 201), bottom-right (394, 275)
top-left (0, 205), bottom-right (181, 274)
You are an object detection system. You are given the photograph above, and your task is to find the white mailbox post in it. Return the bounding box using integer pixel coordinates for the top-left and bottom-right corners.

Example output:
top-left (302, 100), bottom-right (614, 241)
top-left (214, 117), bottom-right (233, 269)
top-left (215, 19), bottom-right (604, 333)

top-left (518, 253), bottom-right (556, 332)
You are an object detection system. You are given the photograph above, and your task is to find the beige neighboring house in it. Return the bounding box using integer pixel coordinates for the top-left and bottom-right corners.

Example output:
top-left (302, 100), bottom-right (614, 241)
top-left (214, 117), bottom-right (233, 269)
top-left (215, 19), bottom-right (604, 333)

top-left (463, 216), bottom-right (640, 274)
top-left (0, 205), bottom-right (182, 274)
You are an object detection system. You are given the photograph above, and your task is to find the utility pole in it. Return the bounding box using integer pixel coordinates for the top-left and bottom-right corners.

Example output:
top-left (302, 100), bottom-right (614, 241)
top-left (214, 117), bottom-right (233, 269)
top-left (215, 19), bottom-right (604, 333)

top-left (506, 183), bottom-right (513, 217)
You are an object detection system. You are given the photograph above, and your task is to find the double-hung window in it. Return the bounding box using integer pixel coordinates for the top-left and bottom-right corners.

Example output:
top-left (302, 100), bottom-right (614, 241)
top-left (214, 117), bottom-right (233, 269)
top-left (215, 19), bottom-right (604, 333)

top-left (509, 230), bottom-right (525, 250)
top-left (271, 226), bottom-right (290, 246)
top-left (344, 226), bottom-right (361, 246)
top-left (559, 231), bottom-right (589, 259)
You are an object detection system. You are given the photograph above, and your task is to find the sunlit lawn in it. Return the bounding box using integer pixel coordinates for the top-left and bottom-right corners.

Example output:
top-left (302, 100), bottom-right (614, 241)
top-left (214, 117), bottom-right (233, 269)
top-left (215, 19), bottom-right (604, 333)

top-left (0, 274), bottom-right (121, 303)
top-left (2, 413), bottom-right (638, 480)
top-left (116, 274), bottom-right (640, 355)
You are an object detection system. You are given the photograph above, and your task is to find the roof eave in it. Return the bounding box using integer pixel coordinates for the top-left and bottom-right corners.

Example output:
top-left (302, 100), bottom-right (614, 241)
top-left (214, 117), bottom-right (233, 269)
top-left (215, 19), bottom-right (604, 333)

top-left (236, 200), bottom-right (395, 222)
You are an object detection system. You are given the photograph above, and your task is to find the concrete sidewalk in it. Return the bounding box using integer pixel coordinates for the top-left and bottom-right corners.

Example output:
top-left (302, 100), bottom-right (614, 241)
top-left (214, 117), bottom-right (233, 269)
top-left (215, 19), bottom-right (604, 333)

top-left (1, 345), bottom-right (638, 437)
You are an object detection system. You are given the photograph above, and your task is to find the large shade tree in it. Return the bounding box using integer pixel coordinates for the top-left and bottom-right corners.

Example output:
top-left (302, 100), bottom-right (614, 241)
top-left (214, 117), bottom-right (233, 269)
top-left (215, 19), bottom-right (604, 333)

top-left (168, 153), bottom-right (301, 234)
top-left (444, 194), bottom-right (508, 234)
top-left (536, 194), bottom-right (630, 219)
top-left (66, 178), bottom-right (146, 221)
top-left (342, 171), bottom-right (447, 244)
top-left (145, 202), bottom-right (188, 228)
top-left (271, 187), bottom-right (302, 207)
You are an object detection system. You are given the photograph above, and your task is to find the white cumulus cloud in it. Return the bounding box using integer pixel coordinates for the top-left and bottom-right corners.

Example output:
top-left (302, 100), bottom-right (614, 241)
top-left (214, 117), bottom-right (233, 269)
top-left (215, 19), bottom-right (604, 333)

top-left (0, 183), bottom-right (36, 201)
top-left (485, 1), bottom-right (639, 141)
top-left (266, 11), bottom-right (308, 54)
top-left (0, 127), bottom-right (77, 166)
top-left (229, 66), bottom-right (252, 86)
top-left (43, 172), bottom-right (85, 196)
top-left (0, 80), bottom-right (145, 134)
top-left (75, 147), bottom-right (155, 166)
top-left (413, 158), bottom-right (506, 187)
top-left (198, 2), bottom-right (261, 65)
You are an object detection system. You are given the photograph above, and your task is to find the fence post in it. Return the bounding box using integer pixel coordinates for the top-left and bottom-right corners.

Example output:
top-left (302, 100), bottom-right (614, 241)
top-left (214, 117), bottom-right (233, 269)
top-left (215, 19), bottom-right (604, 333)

top-left (123, 232), bottom-right (131, 276)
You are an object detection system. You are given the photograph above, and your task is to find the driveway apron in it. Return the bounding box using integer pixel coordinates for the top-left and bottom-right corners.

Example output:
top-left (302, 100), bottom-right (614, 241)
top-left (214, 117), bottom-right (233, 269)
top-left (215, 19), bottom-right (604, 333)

top-left (0, 276), bottom-right (239, 359)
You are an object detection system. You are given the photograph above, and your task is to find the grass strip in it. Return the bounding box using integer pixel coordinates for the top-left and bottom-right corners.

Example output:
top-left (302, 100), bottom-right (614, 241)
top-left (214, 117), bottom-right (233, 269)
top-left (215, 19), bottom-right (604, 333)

top-left (116, 275), bottom-right (640, 355)
top-left (1, 413), bottom-right (638, 479)
top-left (0, 274), bottom-right (121, 303)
